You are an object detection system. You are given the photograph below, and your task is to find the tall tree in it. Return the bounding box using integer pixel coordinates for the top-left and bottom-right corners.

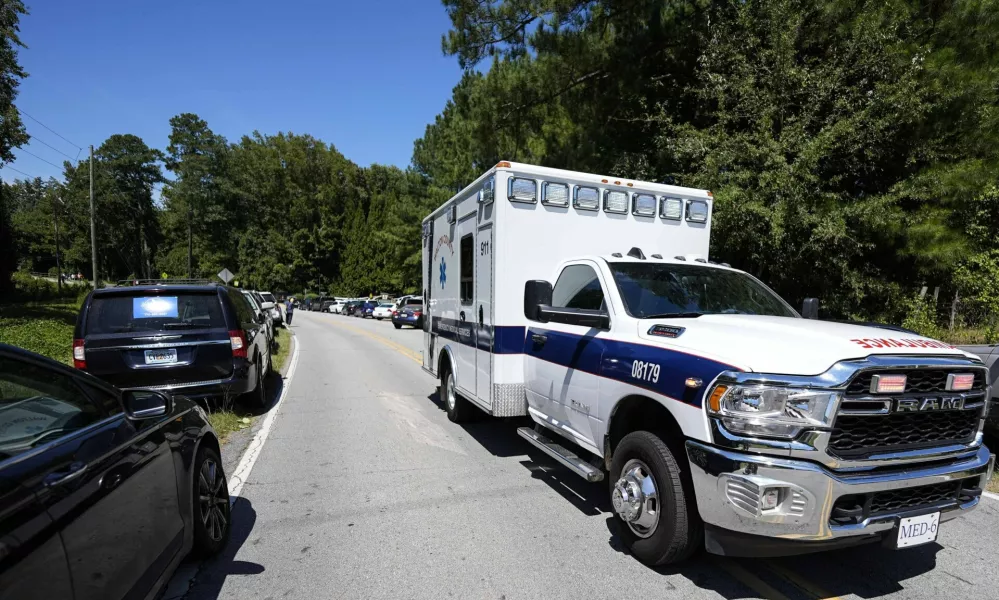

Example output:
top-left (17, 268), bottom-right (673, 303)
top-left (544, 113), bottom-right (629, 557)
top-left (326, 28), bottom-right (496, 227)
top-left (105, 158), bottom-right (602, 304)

top-left (0, 0), bottom-right (29, 293)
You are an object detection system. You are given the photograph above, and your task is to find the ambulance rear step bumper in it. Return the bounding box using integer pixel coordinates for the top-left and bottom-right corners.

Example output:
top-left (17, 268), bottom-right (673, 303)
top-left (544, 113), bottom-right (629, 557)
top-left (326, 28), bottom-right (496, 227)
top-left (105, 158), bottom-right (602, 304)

top-left (517, 426), bottom-right (605, 483)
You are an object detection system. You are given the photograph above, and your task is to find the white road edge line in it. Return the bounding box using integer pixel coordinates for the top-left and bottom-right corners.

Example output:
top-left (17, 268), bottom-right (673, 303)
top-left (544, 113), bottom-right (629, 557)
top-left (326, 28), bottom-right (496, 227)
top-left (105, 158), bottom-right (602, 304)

top-left (984, 491), bottom-right (999, 501)
top-left (227, 333), bottom-right (301, 499)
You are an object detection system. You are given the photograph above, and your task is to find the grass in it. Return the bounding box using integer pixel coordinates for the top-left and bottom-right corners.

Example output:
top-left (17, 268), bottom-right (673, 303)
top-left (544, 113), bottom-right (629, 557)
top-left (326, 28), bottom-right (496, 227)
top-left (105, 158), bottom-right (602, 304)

top-left (207, 410), bottom-right (251, 444)
top-left (0, 299), bottom-right (81, 364)
top-left (989, 473), bottom-right (999, 495)
top-left (271, 326), bottom-right (292, 373)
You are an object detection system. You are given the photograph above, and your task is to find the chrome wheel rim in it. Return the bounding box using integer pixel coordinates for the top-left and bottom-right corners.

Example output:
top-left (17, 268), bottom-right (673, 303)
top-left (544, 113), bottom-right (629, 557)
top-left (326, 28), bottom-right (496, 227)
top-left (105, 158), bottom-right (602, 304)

top-left (198, 458), bottom-right (229, 542)
top-left (612, 459), bottom-right (660, 538)
top-left (446, 373), bottom-right (456, 411)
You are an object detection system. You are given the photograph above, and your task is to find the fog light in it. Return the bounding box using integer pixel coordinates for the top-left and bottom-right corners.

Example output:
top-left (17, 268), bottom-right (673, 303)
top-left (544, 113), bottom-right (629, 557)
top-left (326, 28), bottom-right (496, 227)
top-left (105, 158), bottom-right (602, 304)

top-left (761, 487), bottom-right (781, 511)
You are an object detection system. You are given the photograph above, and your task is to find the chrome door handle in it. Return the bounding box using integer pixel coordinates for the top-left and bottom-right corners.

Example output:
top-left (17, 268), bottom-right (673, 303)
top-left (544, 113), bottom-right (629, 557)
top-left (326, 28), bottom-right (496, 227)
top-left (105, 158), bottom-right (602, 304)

top-left (44, 462), bottom-right (88, 487)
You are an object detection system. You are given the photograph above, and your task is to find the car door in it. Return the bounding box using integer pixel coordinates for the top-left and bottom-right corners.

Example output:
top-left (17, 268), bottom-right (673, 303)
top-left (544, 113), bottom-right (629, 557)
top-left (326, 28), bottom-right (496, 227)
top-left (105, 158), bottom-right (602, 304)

top-left (525, 262), bottom-right (610, 451)
top-left (5, 355), bottom-right (186, 600)
top-left (0, 353), bottom-right (75, 600)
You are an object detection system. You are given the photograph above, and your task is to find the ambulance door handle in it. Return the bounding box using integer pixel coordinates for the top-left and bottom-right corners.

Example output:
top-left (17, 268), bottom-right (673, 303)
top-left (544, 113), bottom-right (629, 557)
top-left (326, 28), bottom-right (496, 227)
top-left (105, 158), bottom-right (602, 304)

top-left (531, 333), bottom-right (547, 346)
top-left (459, 311), bottom-right (466, 323)
top-left (478, 305), bottom-right (483, 324)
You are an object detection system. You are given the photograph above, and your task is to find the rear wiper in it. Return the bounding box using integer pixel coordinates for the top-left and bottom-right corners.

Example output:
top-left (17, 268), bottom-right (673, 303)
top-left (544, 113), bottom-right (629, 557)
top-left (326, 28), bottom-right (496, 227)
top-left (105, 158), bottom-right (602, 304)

top-left (162, 322), bottom-right (200, 329)
top-left (641, 312), bottom-right (704, 319)
top-left (111, 324), bottom-right (135, 332)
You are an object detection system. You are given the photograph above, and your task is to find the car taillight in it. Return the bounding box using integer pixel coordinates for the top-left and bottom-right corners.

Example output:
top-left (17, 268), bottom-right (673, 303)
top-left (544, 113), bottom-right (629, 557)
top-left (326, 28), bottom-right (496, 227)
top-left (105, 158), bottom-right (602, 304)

top-left (229, 330), bottom-right (248, 359)
top-left (73, 338), bottom-right (86, 369)
top-left (392, 311), bottom-right (398, 316)
top-left (413, 311), bottom-right (422, 317)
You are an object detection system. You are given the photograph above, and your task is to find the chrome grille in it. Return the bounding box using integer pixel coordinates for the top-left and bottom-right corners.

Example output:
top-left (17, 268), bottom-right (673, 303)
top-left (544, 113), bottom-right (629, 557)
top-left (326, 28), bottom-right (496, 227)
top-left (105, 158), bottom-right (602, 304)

top-left (829, 368), bottom-right (986, 459)
top-left (725, 478), bottom-right (760, 515)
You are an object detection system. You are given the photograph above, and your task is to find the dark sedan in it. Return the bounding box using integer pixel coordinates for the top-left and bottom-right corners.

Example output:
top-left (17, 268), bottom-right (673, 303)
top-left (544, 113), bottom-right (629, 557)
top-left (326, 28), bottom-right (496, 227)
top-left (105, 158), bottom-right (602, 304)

top-left (355, 301), bottom-right (377, 318)
top-left (392, 299), bottom-right (423, 329)
top-left (0, 343), bottom-right (230, 600)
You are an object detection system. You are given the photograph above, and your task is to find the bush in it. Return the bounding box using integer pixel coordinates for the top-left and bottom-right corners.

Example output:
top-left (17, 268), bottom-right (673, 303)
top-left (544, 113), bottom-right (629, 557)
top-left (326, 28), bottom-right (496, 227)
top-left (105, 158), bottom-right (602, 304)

top-left (8, 271), bottom-right (87, 302)
top-left (902, 295), bottom-right (946, 341)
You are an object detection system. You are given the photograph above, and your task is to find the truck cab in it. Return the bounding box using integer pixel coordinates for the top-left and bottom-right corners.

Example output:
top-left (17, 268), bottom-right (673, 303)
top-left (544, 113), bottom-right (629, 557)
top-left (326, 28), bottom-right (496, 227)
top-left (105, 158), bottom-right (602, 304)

top-left (421, 161), bottom-right (994, 566)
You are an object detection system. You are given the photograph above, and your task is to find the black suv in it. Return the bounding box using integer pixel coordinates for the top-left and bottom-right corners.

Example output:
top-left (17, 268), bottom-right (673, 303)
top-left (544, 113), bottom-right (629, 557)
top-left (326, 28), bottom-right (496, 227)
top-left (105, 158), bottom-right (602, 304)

top-left (74, 283), bottom-right (271, 406)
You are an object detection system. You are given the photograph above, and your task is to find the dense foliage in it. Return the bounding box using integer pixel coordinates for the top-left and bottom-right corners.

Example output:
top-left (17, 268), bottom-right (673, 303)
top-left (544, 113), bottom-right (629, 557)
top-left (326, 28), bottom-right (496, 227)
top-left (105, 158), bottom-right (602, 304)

top-left (4, 0), bottom-right (999, 339)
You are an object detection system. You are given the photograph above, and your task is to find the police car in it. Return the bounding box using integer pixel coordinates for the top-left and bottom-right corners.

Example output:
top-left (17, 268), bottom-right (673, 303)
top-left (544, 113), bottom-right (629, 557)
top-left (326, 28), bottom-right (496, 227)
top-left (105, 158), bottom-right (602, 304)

top-left (420, 162), bottom-right (994, 565)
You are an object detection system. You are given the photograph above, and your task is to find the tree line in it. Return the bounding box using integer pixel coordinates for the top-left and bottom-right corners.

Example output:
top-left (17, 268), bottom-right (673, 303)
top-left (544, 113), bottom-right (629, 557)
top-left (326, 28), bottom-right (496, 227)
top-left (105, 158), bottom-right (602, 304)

top-left (3, 0), bottom-right (998, 338)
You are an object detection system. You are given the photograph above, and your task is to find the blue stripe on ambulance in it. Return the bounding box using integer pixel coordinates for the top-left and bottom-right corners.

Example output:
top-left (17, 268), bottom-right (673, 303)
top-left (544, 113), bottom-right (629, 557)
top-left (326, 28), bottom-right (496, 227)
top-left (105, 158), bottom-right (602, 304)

top-left (525, 327), bottom-right (740, 407)
top-left (431, 317), bottom-right (525, 354)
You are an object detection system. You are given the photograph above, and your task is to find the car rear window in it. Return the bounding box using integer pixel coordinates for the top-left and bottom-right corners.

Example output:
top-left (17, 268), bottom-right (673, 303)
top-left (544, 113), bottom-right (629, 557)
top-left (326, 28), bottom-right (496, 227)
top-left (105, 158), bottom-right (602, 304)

top-left (260, 293), bottom-right (276, 303)
top-left (405, 300), bottom-right (423, 307)
top-left (86, 292), bottom-right (225, 334)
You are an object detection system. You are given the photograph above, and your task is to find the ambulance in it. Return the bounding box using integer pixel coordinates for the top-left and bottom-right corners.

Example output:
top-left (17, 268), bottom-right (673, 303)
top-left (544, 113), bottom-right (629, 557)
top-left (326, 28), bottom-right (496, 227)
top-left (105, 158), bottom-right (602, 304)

top-left (420, 161), bottom-right (994, 565)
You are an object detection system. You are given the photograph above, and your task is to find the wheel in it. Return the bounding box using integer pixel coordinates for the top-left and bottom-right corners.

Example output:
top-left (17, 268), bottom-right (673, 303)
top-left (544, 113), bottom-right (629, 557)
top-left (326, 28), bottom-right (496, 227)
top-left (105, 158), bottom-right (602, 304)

top-left (609, 431), bottom-right (702, 566)
top-left (263, 348), bottom-right (272, 376)
top-left (191, 445), bottom-right (231, 557)
top-left (393, 323), bottom-right (402, 329)
top-left (440, 367), bottom-right (475, 423)
top-left (241, 358), bottom-right (267, 408)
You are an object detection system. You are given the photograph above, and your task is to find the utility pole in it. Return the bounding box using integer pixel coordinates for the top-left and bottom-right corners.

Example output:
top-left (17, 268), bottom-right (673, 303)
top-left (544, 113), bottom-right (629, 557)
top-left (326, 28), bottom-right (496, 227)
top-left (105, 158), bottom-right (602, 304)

top-left (53, 195), bottom-right (62, 293)
top-left (89, 144), bottom-right (98, 288)
top-left (187, 201), bottom-right (192, 278)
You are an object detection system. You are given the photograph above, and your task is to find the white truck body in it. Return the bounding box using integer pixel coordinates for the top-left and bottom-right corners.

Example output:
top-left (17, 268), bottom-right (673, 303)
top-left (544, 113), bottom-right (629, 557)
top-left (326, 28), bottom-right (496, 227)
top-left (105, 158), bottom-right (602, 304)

top-left (421, 161), bottom-right (994, 562)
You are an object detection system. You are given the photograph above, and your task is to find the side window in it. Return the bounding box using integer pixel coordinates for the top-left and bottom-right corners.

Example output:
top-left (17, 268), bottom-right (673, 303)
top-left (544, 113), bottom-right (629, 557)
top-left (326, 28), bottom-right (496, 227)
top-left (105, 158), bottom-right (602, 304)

top-left (460, 234), bottom-right (474, 304)
top-left (552, 264), bottom-right (605, 311)
top-left (0, 357), bottom-right (103, 458)
top-left (227, 289), bottom-right (254, 324)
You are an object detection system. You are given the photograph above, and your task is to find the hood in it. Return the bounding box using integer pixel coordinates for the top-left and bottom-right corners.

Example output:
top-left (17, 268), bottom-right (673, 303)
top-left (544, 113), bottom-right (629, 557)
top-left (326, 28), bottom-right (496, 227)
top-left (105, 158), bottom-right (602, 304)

top-left (637, 315), bottom-right (973, 375)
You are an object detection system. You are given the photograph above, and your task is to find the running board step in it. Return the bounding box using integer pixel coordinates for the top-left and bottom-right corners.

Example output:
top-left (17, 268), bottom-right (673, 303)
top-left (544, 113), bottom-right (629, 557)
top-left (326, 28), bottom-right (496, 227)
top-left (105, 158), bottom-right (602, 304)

top-left (517, 427), bottom-right (605, 482)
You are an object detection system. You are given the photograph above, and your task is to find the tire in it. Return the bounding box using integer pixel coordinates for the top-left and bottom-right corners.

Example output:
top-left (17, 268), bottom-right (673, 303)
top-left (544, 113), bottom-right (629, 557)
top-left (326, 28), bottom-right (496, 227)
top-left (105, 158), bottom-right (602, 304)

top-left (609, 431), bottom-right (702, 566)
top-left (393, 323), bottom-right (402, 329)
top-left (191, 444), bottom-right (231, 558)
top-left (242, 358), bottom-right (267, 408)
top-left (440, 366), bottom-right (475, 423)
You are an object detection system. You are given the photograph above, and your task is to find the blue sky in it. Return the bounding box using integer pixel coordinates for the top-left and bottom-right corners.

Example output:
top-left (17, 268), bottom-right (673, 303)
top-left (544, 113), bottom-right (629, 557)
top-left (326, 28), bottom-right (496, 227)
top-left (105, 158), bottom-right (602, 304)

top-left (5, 0), bottom-right (463, 183)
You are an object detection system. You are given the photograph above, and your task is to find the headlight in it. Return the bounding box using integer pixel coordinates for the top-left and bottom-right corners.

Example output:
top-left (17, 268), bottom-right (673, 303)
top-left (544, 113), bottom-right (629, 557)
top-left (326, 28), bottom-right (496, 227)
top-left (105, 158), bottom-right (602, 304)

top-left (706, 385), bottom-right (840, 439)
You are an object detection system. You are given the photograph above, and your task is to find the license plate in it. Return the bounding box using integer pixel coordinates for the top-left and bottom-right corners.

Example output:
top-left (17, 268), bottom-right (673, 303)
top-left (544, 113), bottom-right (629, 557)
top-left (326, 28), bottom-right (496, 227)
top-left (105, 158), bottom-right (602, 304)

top-left (144, 348), bottom-right (178, 365)
top-left (895, 512), bottom-right (940, 548)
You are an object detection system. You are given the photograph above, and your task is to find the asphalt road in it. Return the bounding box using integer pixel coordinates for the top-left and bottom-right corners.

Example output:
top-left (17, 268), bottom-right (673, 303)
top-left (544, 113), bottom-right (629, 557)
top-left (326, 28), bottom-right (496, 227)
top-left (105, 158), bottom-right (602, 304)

top-left (177, 310), bottom-right (999, 600)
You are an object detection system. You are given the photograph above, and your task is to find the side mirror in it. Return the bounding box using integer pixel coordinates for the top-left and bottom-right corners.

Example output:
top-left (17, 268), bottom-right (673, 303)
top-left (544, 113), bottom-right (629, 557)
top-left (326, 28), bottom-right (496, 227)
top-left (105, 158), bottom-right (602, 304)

top-left (524, 280), bottom-right (553, 321)
top-left (260, 301), bottom-right (275, 310)
top-left (802, 297), bottom-right (819, 320)
top-left (122, 389), bottom-right (172, 420)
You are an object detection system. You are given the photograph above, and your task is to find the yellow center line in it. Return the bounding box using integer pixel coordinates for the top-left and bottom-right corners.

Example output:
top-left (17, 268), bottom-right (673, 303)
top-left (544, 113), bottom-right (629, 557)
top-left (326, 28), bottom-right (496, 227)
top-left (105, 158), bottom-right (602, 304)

top-left (765, 562), bottom-right (843, 600)
top-left (318, 316), bottom-right (422, 364)
top-left (715, 558), bottom-right (793, 600)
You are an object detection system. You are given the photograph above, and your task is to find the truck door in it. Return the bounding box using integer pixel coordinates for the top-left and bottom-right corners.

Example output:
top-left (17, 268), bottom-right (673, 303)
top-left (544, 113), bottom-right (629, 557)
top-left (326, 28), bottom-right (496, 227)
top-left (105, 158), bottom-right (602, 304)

top-left (475, 224), bottom-right (493, 402)
top-left (454, 225), bottom-right (477, 398)
top-left (423, 219), bottom-right (433, 372)
top-left (525, 262), bottom-right (609, 451)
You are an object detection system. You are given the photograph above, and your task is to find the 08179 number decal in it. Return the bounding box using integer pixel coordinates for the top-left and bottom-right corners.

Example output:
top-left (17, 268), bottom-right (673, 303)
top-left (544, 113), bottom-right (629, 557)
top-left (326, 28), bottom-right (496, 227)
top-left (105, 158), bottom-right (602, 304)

top-left (631, 360), bottom-right (660, 383)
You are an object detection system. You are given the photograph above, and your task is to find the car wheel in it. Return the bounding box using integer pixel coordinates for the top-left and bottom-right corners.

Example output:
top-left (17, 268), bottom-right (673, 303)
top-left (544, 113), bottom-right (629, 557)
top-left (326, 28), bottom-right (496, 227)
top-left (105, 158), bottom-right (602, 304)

top-left (191, 445), bottom-right (231, 557)
top-left (242, 358), bottom-right (267, 408)
top-left (394, 323), bottom-right (402, 329)
top-left (440, 367), bottom-right (474, 423)
top-left (609, 431), bottom-right (702, 566)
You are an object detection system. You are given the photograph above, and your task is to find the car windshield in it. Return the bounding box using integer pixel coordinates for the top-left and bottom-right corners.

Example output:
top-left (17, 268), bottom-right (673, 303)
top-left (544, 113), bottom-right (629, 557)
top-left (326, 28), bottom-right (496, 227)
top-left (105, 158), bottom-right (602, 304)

top-left (608, 262), bottom-right (795, 319)
top-left (260, 293), bottom-right (276, 303)
top-left (86, 292), bottom-right (225, 334)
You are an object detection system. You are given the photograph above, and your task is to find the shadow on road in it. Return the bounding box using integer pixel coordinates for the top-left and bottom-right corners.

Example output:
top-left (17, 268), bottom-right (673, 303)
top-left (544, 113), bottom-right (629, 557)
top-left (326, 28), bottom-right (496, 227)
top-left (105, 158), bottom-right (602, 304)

top-left (423, 391), bottom-right (944, 599)
top-left (178, 497), bottom-right (262, 600)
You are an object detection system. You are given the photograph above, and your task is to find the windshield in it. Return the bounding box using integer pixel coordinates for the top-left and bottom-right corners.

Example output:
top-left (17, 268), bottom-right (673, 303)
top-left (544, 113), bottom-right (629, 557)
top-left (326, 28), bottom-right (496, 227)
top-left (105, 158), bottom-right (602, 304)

top-left (260, 293), bottom-right (276, 303)
top-left (608, 262), bottom-right (796, 319)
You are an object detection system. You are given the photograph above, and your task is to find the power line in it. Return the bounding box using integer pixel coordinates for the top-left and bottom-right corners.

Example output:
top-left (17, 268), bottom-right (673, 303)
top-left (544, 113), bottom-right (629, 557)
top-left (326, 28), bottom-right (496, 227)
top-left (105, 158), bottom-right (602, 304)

top-left (18, 147), bottom-right (63, 170)
top-left (28, 136), bottom-right (76, 161)
top-left (2, 165), bottom-right (37, 179)
top-left (17, 108), bottom-right (83, 152)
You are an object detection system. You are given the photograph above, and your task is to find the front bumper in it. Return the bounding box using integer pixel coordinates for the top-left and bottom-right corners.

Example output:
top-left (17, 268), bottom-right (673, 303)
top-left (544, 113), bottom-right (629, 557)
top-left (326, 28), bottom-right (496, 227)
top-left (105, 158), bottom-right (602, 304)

top-left (686, 441), bottom-right (994, 549)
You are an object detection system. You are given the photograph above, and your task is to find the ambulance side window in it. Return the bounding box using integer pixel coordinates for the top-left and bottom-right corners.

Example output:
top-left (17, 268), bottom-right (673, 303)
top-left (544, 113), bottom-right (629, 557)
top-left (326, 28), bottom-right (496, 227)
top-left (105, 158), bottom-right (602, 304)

top-left (552, 264), bottom-right (605, 311)
top-left (460, 234), bottom-right (474, 304)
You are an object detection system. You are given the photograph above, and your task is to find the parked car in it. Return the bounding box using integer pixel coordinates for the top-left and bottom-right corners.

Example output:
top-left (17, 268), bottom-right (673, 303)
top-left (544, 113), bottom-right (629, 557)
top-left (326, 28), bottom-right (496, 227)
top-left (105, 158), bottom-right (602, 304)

top-left (319, 298), bottom-right (337, 312)
top-left (392, 299), bottom-right (423, 329)
top-left (957, 343), bottom-right (999, 441)
top-left (0, 343), bottom-right (230, 600)
top-left (328, 300), bottom-right (346, 314)
top-left (74, 282), bottom-right (272, 407)
top-left (356, 301), bottom-right (377, 318)
top-left (372, 302), bottom-right (395, 319)
top-left (343, 300), bottom-right (362, 316)
top-left (242, 290), bottom-right (274, 348)
top-left (259, 291), bottom-right (283, 325)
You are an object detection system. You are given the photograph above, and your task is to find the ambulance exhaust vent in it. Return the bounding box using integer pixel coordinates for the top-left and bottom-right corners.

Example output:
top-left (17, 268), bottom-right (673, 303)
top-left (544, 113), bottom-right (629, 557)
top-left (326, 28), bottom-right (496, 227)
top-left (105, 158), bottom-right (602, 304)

top-left (627, 247), bottom-right (646, 260)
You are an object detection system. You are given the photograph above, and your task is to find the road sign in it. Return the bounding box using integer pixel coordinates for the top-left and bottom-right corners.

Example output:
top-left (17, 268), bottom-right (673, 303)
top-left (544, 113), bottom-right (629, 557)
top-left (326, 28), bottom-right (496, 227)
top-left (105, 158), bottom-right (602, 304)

top-left (217, 268), bottom-right (234, 284)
